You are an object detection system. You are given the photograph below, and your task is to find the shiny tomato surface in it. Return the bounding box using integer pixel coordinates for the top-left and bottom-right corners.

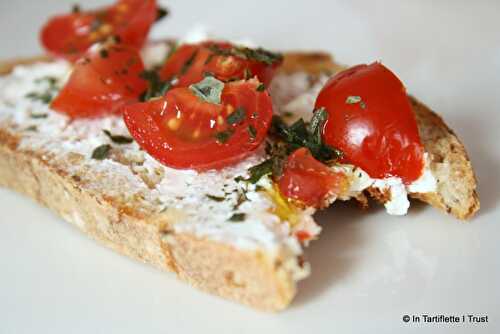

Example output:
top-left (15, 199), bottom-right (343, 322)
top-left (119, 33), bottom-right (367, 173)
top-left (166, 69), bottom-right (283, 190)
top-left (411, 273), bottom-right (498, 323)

top-left (315, 62), bottom-right (424, 184)
top-left (159, 41), bottom-right (282, 87)
top-left (51, 45), bottom-right (147, 118)
top-left (40, 0), bottom-right (157, 61)
top-left (123, 79), bottom-right (273, 170)
top-left (278, 148), bottom-right (348, 208)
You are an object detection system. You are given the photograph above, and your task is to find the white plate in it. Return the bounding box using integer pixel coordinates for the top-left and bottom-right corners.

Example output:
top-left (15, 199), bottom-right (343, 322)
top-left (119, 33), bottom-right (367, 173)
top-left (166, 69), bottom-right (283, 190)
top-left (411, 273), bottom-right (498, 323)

top-left (1, 1), bottom-right (499, 333)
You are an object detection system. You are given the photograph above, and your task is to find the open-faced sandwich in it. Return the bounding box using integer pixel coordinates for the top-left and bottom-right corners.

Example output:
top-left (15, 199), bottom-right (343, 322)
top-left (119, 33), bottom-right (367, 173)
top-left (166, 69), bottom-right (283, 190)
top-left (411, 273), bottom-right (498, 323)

top-left (0, 0), bottom-right (479, 311)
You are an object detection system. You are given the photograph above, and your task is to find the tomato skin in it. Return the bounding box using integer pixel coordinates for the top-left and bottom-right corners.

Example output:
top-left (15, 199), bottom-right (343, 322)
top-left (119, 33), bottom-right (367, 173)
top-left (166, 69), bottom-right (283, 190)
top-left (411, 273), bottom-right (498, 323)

top-left (315, 62), bottom-right (424, 184)
top-left (40, 0), bottom-right (157, 61)
top-left (159, 41), bottom-right (281, 87)
top-left (278, 148), bottom-right (347, 208)
top-left (123, 79), bottom-right (273, 170)
top-left (51, 45), bottom-right (146, 118)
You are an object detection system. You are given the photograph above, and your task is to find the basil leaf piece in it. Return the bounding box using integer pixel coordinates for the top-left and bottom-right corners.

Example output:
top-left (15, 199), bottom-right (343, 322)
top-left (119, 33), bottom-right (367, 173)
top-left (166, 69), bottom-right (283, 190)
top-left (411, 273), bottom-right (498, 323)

top-left (91, 144), bottom-right (111, 160)
top-left (189, 76), bottom-right (225, 104)
top-left (229, 213), bottom-right (246, 222)
top-left (227, 107), bottom-right (246, 125)
top-left (103, 130), bottom-right (133, 144)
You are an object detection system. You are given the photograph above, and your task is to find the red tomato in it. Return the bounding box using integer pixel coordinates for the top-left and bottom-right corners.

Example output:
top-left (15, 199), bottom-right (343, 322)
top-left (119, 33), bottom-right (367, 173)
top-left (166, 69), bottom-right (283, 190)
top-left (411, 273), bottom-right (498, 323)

top-left (123, 79), bottom-right (273, 170)
top-left (278, 148), bottom-right (348, 208)
top-left (159, 41), bottom-right (282, 87)
top-left (40, 0), bottom-right (158, 61)
top-left (315, 62), bottom-right (424, 184)
top-left (51, 45), bottom-right (147, 118)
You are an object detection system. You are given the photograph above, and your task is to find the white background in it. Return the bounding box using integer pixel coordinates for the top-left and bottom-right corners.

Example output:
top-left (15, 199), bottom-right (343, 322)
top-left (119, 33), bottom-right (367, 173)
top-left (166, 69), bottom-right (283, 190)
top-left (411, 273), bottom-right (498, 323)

top-left (1, 0), bottom-right (499, 333)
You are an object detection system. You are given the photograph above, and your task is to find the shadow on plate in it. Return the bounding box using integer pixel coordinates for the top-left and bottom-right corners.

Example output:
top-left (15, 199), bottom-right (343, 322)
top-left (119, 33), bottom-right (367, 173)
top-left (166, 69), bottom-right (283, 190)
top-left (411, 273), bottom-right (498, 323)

top-left (291, 201), bottom-right (379, 307)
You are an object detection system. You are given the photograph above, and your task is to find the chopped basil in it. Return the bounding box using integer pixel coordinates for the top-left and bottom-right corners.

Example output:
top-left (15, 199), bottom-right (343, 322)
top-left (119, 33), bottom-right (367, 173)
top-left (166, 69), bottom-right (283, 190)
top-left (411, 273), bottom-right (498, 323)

top-left (309, 107), bottom-right (327, 146)
top-left (103, 130), bottom-right (133, 144)
top-left (271, 114), bottom-right (343, 163)
top-left (346, 95), bottom-right (366, 108)
top-left (214, 129), bottom-right (234, 144)
top-left (189, 76), bottom-right (224, 104)
top-left (229, 213), bottom-right (246, 222)
top-left (30, 113), bottom-right (48, 119)
top-left (139, 70), bottom-right (172, 101)
top-left (346, 95), bottom-right (362, 104)
top-left (247, 125), bottom-right (257, 140)
top-left (239, 112), bottom-right (343, 184)
top-left (99, 49), bottom-right (109, 58)
top-left (206, 194), bottom-right (225, 202)
top-left (180, 50), bottom-right (198, 75)
top-left (156, 6), bottom-right (169, 22)
top-left (25, 125), bottom-right (38, 132)
top-left (226, 106), bottom-right (246, 125)
top-left (256, 83), bottom-right (265, 92)
top-left (233, 191), bottom-right (248, 210)
top-left (72, 4), bottom-right (81, 13)
top-left (25, 76), bottom-right (59, 104)
top-left (25, 91), bottom-right (53, 104)
top-left (91, 144), bottom-right (111, 160)
top-left (232, 47), bottom-right (283, 65)
top-left (206, 44), bottom-right (283, 66)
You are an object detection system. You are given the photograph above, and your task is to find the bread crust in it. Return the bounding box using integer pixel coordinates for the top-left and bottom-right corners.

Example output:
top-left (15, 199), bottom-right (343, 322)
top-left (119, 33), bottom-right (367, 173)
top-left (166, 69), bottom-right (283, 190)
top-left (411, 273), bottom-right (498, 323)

top-left (0, 49), bottom-right (479, 312)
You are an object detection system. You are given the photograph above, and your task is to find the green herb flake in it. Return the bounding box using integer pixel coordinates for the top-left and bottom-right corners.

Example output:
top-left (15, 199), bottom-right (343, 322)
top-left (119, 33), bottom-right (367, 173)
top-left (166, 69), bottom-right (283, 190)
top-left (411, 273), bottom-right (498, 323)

top-left (206, 194), bottom-right (225, 202)
top-left (139, 70), bottom-right (172, 101)
top-left (256, 83), bottom-right (266, 92)
top-left (226, 106), bottom-right (246, 125)
top-left (214, 129), bottom-right (234, 144)
top-left (72, 4), bottom-right (81, 13)
top-left (346, 95), bottom-right (362, 104)
top-left (360, 101), bottom-right (367, 109)
top-left (247, 125), bottom-right (257, 140)
top-left (91, 144), bottom-right (111, 160)
top-left (156, 6), bottom-right (169, 22)
top-left (103, 130), bottom-right (134, 144)
top-left (229, 213), bottom-right (246, 222)
top-left (189, 76), bottom-right (224, 104)
top-left (25, 92), bottom-right (53, 104)
top-left (99, 49), bottom-right (109, 58)
top-left (30, 113), bottom-right (48, 119)
top-left (26, 76), bottom-right (59, 104)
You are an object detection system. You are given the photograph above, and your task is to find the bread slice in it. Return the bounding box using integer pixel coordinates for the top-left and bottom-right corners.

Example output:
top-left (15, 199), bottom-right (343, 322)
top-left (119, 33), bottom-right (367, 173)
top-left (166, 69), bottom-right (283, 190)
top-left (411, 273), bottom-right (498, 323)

top-left (279, 53), bottom-right (479, 220)
top-left (0, 49), bottom-right (479, 312)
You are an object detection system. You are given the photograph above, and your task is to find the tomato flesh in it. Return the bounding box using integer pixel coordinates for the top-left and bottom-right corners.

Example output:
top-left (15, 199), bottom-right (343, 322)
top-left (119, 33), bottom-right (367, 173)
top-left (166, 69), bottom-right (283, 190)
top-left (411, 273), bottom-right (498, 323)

top-left (51, 45), bottom-right (146, 118)
top-left (123, 79), bottom-right (273, 170)
top-left (40, 0), bottom-right (158, 61)
top-left (278, 148), bottom-right (348, 208)
top-left (159, 41), bottom-right (282, 87)
top-left (315, 62), bottom-right (424, 184)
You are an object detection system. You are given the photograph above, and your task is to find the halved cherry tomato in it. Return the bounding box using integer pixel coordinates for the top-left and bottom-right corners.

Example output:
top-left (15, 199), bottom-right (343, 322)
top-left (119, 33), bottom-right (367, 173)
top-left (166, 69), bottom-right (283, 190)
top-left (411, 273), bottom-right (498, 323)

top-left (40, 0), bottom-right (158, 61)
top-left (159, 41), bottom-right (282, 87)
top-left (315, 62), bottom-right (424, 184)
top-left (278, 148), bottom-right (348, 208)
top-left (123, 79), bottom-right (273, 170)
top-left (51, 45), bottom-right (147, 118)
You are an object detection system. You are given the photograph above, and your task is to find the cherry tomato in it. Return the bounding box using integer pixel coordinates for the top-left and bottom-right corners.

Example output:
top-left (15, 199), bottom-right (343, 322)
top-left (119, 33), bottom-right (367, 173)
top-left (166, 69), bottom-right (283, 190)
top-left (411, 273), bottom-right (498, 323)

top-left (315, 62), bottom-right (424, 184)
top-left (278, 148), bottom-right (348, 208)
top-left (123, 79), bottom-right (273, 170)
top-left (51, 45), bottom-right (147, 118)
top-left (159, 41), bottom-right (282, 87)
top-left (40, 0), bottom-right (158, 61)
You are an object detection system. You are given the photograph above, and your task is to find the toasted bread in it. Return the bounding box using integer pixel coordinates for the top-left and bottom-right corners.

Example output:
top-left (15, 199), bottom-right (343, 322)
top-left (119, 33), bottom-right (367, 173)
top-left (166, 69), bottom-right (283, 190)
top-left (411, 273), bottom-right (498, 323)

top-left (0, 49), bottom-right (479, 312)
